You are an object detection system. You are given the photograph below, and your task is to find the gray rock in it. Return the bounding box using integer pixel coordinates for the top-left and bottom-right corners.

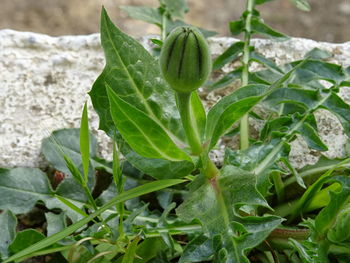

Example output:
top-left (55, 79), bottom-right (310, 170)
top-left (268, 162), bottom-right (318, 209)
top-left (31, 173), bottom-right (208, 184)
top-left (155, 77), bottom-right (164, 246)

top-left (1, 29), bottom-right (349, 169)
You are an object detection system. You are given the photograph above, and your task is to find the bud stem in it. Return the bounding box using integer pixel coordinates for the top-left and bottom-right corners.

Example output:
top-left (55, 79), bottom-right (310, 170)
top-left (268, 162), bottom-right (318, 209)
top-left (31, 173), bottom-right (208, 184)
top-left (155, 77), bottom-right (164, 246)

top-left (176, 92), bottom-right (203, 155)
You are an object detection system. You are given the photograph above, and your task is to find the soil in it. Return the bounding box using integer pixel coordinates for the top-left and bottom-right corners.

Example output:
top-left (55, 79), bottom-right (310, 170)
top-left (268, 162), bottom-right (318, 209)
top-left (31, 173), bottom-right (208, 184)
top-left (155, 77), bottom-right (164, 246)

top-left (0, 0), bottom-right (349, 43)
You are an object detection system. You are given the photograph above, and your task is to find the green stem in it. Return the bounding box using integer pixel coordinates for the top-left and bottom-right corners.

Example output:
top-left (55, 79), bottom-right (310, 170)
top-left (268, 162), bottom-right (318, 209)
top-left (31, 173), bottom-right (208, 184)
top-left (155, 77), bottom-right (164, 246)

top-left (162, 11), bottom-right (167, 41)
top-left (271, 171), bottom-right (285, 204)
top-left (176, 92), bottom-right (203, 155)
top-left (240, 0), bottom-right (255, 150)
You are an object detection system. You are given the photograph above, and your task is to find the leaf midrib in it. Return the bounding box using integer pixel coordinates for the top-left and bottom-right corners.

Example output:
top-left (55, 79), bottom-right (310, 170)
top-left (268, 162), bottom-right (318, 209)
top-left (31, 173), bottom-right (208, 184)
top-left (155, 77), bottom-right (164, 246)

top-left (103, 15), bottom-right (184, 144)
top-left (111, 94), bottom-right (184, 162)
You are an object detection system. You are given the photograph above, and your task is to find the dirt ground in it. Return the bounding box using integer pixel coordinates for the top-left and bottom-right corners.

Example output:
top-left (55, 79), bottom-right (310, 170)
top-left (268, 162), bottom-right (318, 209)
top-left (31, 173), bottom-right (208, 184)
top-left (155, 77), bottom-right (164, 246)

top-left (0, 0), bottom-right (349, 43)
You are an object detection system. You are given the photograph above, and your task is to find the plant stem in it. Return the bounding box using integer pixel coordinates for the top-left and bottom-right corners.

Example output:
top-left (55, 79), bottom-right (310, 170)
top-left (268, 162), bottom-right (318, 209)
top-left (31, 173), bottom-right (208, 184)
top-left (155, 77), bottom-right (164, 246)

top-left (162, 11), bottom-right (167, 41)
top-left (240, 0), bottom-right (255, 150)
top-left (176, 92), bottom-right (203, 155)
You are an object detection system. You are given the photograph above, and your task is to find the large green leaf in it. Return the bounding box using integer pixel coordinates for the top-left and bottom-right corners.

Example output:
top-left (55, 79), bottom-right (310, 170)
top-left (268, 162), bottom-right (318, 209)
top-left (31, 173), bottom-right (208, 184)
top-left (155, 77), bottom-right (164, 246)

top-left (0, 168), bottom-right (54, 214)
top-left (0, 211), bottom-right (17, 259)
top-left (0, 167), bottom-right (87, 223)
top-left (107, 87), bottom-right (190, 162)
top-left (206, 84), bottom-right (268, 148)
top-left (89, 8), bottom-right (184, 143)
top-left (177, 166), bottom-right (282, 262)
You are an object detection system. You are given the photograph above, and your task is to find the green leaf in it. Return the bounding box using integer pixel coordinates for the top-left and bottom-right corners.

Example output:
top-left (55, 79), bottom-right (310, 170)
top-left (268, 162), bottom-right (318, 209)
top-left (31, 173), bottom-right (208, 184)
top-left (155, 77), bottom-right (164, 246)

top-left (290, 0), bottom-right (311, 11)
top-left (177, 166), bottom-right (281, 262)
top-left (120, 6), bottom-right (162, 25)
top-left (134, 238), bottom-right (167, 263)
top-left (213, 41), bottom-right (244, 70)
top-left (0, 210), bottom-right (17, 258)
top-left (80, 102), bottom-right (90, 183)
top-left (9, 229), bottom-right (45, 254)
top-left (229, 19), bottom-right (245, 35)
top-left (117, 134), bottom-right (194, 179)
top-left (41, 129), bottom-right (107, 176)
top-left (206, 84), bottom-right (268, 149)
top-left (251, 17), bottom-right (289, 40)
top-left (306, 48), bottom-right (332, 60)
top-left (45, 212), bottom-right (67, 237)
top-left (90, 8), bottom-right (184, 143)
top-left (256, 0), bottom-right (275, 4)
top-left (121, 237), bottom-right (140, 263)
top-left (164, 0), bottom-right (188, 18)
top-left (191, 91), bottom-right (206, 141)
top-left (107, 86), bottom-right (191, 162)
top-left (3, 179), bottom-right (184, 263)
top-left (322, 92), bottom-right (350, 136)
top-left (298, 122), bottom-right (328, 151)
top-left (0, 168), bottom-right (54, 214)
top-left (207, 67), bottom-right (242, 91)
top-left (179, 235), bottom-right (214, 262)
top-left (177, 166), bottom-right (268, 234)
top-left (288, 159), bottom-right (350, 222)
top-left (250, 51), bottom-right (284, 74)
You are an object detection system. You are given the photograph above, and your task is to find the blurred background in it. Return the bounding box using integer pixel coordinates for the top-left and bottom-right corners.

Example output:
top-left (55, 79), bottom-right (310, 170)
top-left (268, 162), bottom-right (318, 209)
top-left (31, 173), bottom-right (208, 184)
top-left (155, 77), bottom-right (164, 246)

top-left (0, 0), bottom-right (349, 42)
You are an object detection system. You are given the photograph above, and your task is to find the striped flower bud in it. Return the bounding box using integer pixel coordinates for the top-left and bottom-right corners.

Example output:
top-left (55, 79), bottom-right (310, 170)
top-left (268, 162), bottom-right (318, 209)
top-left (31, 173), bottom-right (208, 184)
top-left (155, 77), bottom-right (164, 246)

top-left (160, 26), bottom-right (211, 93)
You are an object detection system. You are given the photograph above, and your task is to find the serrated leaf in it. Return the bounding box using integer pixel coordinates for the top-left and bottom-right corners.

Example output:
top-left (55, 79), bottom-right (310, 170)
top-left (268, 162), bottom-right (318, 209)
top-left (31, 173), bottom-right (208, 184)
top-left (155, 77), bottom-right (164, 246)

top-left (107, 86), bottom-right (191, 162)
top-left (0, 211), bottom-right (17, 258)
top-left (120, 6), bottom-right (162, 25)
top-left (177, 166), bottom-right (268, 235)
top-left (251, 17), bottom-right (289, 40)
top-left (89, 8), bottom-right (184, 143)
top-left (290, 0), bottom-right (311, 11)
top-left (213, 41), bottom-right (244, 70)
top-left (177, 166), bottom-right (281, 262)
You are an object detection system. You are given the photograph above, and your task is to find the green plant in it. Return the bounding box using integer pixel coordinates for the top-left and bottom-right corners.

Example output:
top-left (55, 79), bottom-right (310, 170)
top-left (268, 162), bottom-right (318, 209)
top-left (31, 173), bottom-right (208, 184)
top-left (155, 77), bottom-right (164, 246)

top-left (1, 0), bottom-right (350, 262)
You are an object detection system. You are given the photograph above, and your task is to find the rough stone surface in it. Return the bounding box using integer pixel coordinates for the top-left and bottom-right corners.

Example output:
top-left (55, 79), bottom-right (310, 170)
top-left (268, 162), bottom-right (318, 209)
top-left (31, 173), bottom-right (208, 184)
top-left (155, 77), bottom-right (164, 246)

top-left (1, 29), bottom-right (350, 169)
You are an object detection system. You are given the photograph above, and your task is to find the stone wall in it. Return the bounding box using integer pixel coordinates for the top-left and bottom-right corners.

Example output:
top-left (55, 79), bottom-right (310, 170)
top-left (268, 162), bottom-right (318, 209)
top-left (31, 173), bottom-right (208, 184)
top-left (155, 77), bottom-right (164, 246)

top-left (1, 29), bottom-right (349, 169)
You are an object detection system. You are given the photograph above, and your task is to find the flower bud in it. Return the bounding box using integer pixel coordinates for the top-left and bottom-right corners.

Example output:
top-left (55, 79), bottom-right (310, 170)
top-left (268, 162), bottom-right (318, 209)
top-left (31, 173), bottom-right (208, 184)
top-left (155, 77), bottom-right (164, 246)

top-left (160, 26), bottom-right (212, 93)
